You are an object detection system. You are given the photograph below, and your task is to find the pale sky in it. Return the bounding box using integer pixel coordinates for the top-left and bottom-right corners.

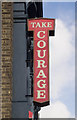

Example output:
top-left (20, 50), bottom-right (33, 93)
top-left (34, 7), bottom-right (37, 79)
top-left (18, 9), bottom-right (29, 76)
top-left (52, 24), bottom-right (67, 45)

top-left (39, 1), bottom-right (75, 118)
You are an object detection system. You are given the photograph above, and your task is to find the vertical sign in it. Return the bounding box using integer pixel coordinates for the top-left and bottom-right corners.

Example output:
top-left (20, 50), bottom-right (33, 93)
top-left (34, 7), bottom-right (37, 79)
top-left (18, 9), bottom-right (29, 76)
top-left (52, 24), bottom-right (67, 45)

top-left (28, 18), bottom-right (55, 107)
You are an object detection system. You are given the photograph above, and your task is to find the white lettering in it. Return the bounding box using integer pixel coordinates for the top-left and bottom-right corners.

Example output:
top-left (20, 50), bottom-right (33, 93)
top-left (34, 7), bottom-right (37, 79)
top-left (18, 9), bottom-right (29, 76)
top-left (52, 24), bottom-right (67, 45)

top-left (37, 40), bottom-right (46, 48)
top-left (37, 90), bottom-right (46, 99)
top-left (37, 80), bottom-right (46, 88)
top-left (47, 22), bottom-right (52, 27)
top-left (37, 31), bottom-right (45, 39)
top-left (30, 22), bottom-right (52, 28)
top-left (36, 22), bottom-right (41, 28)
top-left (37, 60), bottom-right (47, 68)
top-left (37, 50), bottom-right (46, 58)
top-left (31, 22), bottom-right (36, 28)
top-left (42, 22), bottom-right (46, 27)
top-left (37, 70), bottom-right (47, 78)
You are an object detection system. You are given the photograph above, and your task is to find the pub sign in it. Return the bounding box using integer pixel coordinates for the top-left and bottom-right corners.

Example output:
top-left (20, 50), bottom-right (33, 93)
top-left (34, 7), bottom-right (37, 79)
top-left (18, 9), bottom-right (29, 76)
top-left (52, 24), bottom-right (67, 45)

top-left (28, 18), bottom-right (55, 107)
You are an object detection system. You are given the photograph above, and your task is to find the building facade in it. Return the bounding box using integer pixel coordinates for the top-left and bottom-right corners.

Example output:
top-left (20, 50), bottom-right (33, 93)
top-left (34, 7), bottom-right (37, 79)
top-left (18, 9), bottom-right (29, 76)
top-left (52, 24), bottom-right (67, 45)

top-left (1, 2), bottom-right (13, 118)
top-left (0, 1), bottom-right (43, 119)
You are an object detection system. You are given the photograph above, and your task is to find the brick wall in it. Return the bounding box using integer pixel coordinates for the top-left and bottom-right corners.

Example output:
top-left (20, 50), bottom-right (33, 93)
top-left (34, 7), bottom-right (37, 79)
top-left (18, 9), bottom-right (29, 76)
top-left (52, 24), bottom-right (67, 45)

top-left (0, 2), bottom-right (13, 118)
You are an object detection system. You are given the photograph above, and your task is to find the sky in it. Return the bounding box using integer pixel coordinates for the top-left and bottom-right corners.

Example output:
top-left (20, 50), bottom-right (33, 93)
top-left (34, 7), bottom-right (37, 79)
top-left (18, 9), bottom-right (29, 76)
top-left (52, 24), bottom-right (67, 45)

top-left (39, 1), bottom-right (75, 118)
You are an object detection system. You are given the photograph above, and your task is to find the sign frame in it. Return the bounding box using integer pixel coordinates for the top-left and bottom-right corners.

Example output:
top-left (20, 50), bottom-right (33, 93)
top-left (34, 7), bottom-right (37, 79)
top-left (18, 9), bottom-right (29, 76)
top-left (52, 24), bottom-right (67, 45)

top-left (28, 18), bottom-right (55, 107)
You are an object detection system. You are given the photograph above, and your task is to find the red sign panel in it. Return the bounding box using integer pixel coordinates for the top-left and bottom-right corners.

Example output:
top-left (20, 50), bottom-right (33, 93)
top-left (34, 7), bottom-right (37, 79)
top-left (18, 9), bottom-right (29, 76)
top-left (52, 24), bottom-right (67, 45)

top-left (29, 111), bottom-right (33, 118)
top-left (28, 18), bottom-right (55, 107)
